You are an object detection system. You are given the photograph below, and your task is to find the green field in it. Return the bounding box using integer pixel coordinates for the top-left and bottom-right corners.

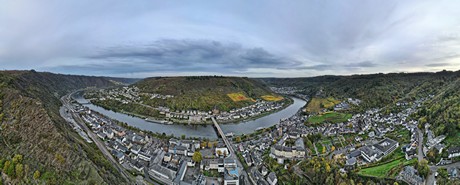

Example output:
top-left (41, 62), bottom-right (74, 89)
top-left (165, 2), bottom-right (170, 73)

top-left (386, 127), bottom-right (411, 144)
top-left (307, 112), bottom-right (352, 124)
top-left (358, 158), bottom-right (416, 178)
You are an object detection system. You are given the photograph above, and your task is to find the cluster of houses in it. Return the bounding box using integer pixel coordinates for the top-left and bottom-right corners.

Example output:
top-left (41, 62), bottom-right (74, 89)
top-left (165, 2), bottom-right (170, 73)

top-left (161, 99), bottom-right (285, 124)
top-left (88, 86), bottom-right (174, 104)
top-left (66, 103), bottom-right (197, 182)
top-left (269, 86), bottom-right (300, 95)
top-left (72, 103), bottom-right (249, 185)
top-left (73, 86), bottom-right (460, 185)
top-left (342, 98), bottom-right (435, 168)
top-left (270, 86), bottom-right (309, 102)
top-left (234, 132), bottom-right (278, 184)
top-left (252, 169), bottom-right (278, 185)
top-left (215, 101), bottom-right (285, 122)
top-left (162, 108), bottom-right (212, 122)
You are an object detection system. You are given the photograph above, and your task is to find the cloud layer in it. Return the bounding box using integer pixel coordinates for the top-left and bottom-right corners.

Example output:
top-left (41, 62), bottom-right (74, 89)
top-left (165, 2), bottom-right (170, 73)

top-left (0, 0), bottom-right (459, 77)
top-left (52, 39), bottom-right (303, 75)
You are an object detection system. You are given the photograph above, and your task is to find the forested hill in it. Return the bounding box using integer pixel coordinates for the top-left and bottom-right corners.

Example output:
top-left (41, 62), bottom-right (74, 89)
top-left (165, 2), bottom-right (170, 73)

top-left (133, 76), bottom-right (279, 111)
top-left (0, 70), bottom-right (131, 184)
top-left (260, 70), bottom-right (460, 138)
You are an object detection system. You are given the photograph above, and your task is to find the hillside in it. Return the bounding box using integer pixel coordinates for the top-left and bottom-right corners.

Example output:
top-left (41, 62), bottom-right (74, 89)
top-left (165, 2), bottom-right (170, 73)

top-left (134, 76), bottom-right (280, 111)
top-left (261, 71), bottom-right (460, 110)
top-left (0, 70), bottom-right (130, 184)
top-left (261, 70), bottom-right (460, 142)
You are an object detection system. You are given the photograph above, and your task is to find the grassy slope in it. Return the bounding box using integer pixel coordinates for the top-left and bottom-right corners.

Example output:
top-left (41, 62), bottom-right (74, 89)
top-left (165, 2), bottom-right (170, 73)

top-left (307, 112), bottom-right (352, 124)
top-left (358, 158), bottom-right (416, 178)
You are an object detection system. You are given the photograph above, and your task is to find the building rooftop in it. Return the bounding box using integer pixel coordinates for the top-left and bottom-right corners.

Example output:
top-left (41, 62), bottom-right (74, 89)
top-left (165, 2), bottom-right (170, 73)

top-left (361, 146), bottom-right (379, 157)
top-left (347, 149), bottom-right (361, 159)
top-left (373, 138), bottom-right (398, 153)
top-left (346, 157), bottom-right (357, 166)
top-left (448, 146), bottom-right (460, 154)
top-left (267, 172), bottom-right (277, 182)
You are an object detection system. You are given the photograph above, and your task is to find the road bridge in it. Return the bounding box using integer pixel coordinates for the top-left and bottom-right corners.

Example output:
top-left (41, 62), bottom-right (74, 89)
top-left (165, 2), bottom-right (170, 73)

top-left (211, 117), bottom-right (234, 154)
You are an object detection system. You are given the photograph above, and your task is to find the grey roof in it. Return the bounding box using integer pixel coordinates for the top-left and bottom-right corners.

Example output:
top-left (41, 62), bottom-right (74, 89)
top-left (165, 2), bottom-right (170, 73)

top-left (111, 150), bottom-right (124, 159)
top-left (208, 158), bottom-right (222, 165)
top-left (449, 167), bottom-right (458, 176)
top-left (261, 166), bottom-right (268, 173)
top-left (274, 145), bottom-right (293, 152)
top-left (405, 148), bottom-right (416, 155)
top-left (295, 138), bottom-right (305, 150)
top-left (174, 161), bottom-right (187, 183)
top-left (373, 138), bottom-right (398, 153)
top-left (402, 166), bottom-right (417, 176)
top-left (224, 158), bottom-right (236, 164)
top-left (361, 146), bottom-right (379, 157)
top-left (131, 160), bottom-right (144, 168)
top-left (150, 164), bottom-right (176, 180)
top-left (346, 157), bottom-right (357, 166)
top-left (347, 149), bottom-right (361, 159)
top-left (434, 143), bottom-right (446, 150)
top-left (267, 172), bottom-right (277, 181)
top-left (448, 146), bottom-right (460, 154)
top-left (176, 145), bottom-right (188, 151)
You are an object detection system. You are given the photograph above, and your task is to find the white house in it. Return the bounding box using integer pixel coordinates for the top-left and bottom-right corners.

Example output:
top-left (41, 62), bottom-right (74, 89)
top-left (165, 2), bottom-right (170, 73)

top-left (448, 147), bottom-right (460, 158)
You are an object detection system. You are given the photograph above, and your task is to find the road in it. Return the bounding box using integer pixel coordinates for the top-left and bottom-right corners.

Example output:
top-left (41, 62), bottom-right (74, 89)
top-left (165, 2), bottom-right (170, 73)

top-left (416, 128), bottom-right (424, 162)
top-left (426, 162), bottom-right (460, 185)
top-left (211, 117), bottom-right (234, 154)
top-left (60, 92), bottom-right (132, 183)
top-left (414, 127), bottom-right (434, 185)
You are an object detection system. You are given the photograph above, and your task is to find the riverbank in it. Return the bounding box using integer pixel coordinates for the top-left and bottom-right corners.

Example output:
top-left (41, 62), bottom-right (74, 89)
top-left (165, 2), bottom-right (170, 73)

top-left (73, 92), bottom-right (306, 138)
top-left (88, 95), bottom-right (294, 125)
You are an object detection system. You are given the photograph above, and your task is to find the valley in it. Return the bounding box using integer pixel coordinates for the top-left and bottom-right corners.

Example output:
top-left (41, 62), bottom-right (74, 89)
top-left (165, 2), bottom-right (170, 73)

top-left (1, 70), bottom-right (459, 185)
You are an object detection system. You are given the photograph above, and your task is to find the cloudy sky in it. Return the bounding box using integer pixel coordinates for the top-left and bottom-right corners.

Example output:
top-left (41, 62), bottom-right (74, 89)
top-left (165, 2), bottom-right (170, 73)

top-left (1, 0), bottom-right (460, 77)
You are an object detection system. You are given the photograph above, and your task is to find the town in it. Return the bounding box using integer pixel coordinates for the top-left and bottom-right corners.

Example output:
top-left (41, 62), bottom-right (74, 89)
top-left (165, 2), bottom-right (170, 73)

top-left (60, 88), bottom-right (460, 185)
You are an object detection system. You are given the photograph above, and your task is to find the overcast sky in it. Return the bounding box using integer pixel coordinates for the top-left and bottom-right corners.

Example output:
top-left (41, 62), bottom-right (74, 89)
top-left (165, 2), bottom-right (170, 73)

top-left (1, 0), bottom-right (460, 77)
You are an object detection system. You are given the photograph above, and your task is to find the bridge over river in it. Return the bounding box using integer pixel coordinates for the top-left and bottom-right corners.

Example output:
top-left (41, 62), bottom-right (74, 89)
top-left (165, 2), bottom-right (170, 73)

top-left (212, 117), bottom-right (234, 154)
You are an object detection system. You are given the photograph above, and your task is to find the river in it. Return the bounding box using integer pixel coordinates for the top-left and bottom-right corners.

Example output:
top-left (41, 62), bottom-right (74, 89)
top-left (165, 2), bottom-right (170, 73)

top-left (73, 93), bottom-right (306, 139)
